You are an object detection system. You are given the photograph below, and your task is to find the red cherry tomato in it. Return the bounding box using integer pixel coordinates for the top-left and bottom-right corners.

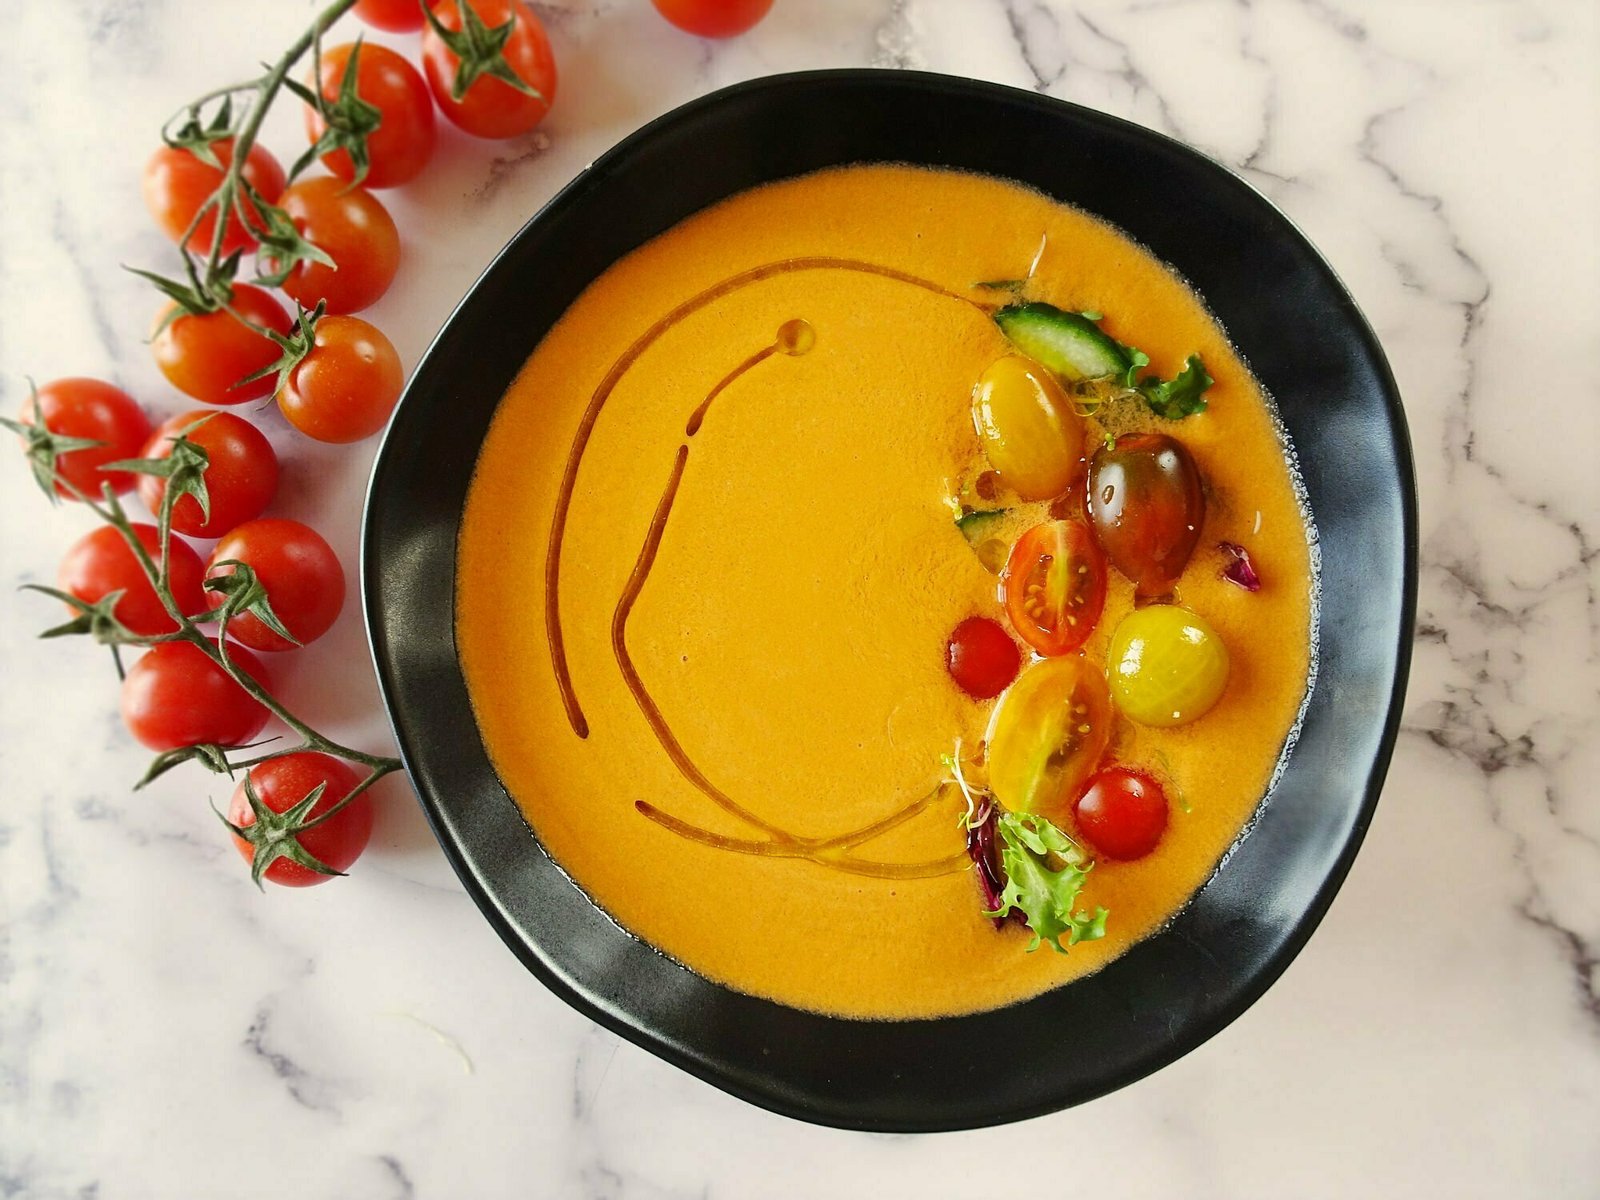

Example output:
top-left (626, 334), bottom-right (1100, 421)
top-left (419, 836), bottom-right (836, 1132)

top-left (1073, 767), bottom-right (1169, 861)
top-left (422, 0), bottom-right (558, 139)
top-left (137, 411), bottom-right (279, 540)
top-left (264, 176), bottom-right (400, 314)
top-left (228, 753), bottom-right (374, 886)
top-left (353, 0), bottom-right (428, 32)
top-left (206, 519), bottom-right (346, 652)
top-left (142, 139), bottom-right (287, 256)
top-left (651, 0), bottom-right (774, 37)
top-left (945, 616), bottom-right (1021, 700)
top-left (277, 315), bottom-right (403, 444)
top-left (15, 378), bottom-right (152, 500)
top-left (1001, 520), bottom-right (1107, 656)
top-left (120, 639), bottom-right (274, 751)
top-left (304, 42), bottom-right (437, 189)
top-left (58, 524), bottom-right (207, 636)
top-left (152, 285), bottom-right (292, 406)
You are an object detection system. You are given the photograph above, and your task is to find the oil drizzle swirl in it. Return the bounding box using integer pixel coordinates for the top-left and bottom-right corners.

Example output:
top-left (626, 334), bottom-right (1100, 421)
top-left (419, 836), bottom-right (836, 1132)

top-left (552, 260), bottom-right (991, 879)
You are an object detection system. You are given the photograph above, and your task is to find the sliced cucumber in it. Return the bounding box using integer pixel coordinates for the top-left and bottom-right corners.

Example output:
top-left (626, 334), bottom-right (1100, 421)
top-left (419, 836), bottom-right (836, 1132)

top-left (994, 303), bottom-right (1134, 383)
top-left (956, 508), bottom-right (1009, 546)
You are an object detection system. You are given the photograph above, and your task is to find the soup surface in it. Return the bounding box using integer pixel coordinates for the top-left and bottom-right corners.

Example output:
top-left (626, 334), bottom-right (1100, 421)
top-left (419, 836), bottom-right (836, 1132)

top-left (458, 165), bottom-right (1313, 1019)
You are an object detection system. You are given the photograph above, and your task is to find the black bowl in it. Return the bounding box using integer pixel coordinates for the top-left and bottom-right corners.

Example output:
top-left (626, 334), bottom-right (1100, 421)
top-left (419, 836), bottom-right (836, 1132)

top-left (363, 70), bottom-right (1415, 1131)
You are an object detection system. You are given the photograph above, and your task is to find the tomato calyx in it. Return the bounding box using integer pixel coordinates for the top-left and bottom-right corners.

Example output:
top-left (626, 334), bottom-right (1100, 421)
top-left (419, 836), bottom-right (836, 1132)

top-left (422, 0), bottom-right (545, 102)
top-left (237, 299), bottom-right (326, 393)
top-left (205, 561), bottom-right (302, 649)
top-left (285, 39), bottom-right (386, 186)
top-left (107, 422), bottom-right (216, 527)
top-left (0, 384), bottom-right (112, 503)
top-left (216, 772), bottom-right (345, 889)
top-left (250, 200), bottom-right (337, 290)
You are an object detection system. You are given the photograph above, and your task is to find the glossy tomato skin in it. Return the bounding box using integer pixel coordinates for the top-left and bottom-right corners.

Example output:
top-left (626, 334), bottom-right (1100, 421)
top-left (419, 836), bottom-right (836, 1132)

top-left (277, 315), bottom-right (403, 443)
top-left (267, 177), bottom-right (400, 314)
top-left (1087, 433), bottom-right (1206, 599)
top-left (985, 655), bottom-right (1112, 822)
top-left (137, 411), bottom-right (279, 539)
top-left (354, 0), bottom-right (427, 32)
top-left (206, 519), bottom-right (346, 652)
top-left (305, 42), bottom-right (436, 188)
top-left (228, 753), bottom-right (374, 886)
top-left (1107, 604), bottom-right (1230, 727)
top-left (971, 355), bottom-right (1086, 502)
top-left (121, 639), bottom-right (273, 751)
top-left (1001, 520), bottom-right (1107, 656)
top-left (142, 140), bottom-right (287, 256)
top-left (17, 378), bottom-right (152, 500)
top-left (651, 0), bottom-right (774, 37)
top-left (153, 285), bottom-right (292, 406)
top-left (945, 616), bottom-right (1021, 700)
top-left (422, 0), bottom-right (558, 139)
top-left (1074, 767), bottom-right (1169, 860)
top-left (59, 524), bottom-right (207, 636)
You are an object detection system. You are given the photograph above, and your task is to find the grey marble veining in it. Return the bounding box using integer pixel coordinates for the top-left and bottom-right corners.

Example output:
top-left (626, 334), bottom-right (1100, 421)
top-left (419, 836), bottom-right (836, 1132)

top-left (2, 1), bottom-right (1597, 1196)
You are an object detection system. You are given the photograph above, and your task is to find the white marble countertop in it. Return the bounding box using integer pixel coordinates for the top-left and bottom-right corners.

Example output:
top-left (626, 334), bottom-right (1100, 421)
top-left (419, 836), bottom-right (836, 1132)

top-left (2, 1), bottom-right (1596, 1195)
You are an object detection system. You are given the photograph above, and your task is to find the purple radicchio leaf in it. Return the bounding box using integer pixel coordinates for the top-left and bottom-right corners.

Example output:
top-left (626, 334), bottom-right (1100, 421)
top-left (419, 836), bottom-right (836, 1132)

top-left (1218, 541), bottom-right (1262, 592)
top-left (966, 802), bottom-right (1020, 930)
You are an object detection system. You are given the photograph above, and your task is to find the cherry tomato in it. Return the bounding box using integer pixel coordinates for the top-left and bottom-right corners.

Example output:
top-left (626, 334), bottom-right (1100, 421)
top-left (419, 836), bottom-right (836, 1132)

top-left (1107, 605), bottom-right (1230, 727)
top-left (264, 176), bottom-right (400, 314)
top-left (137, 411), bottom-right (279, 540)
top-left (354, 0), bottom-right (428, 32)
top-left (15, 378), bottom-right (152, 500)
top-left (206, 519), bottom-right (346, 652)
top-left (120, 639), bottom-right (273, 751)
top-left (971, 355), bottom-right (1086, 501)
top-left (985, 655), bottom-right (1112, 821)
top-left (1087, 433), bottom-right (1206, 599)
top-left (1074, 767), bottom-right (1169, 861)
top-left (141, 139), bottom-right (287, 256)
top-left (945, 616), bottom-right (1021, 700)
top-left (1001, 520), bottom-right (1106, 656)
top-left (651, 0), bottom-right (774, 37)
top-left (277, 315), bottom-right (403, 443)
top-left (58, 524), bottom-right (207, 636)
top-left (228, 753), bottom-right (374, 887)
top-left (152, 285), bottom-right (292, 406)
top-left (422, 0), bottom-right (558, 139)
top-left (304, 42), bottom-right (437, 189)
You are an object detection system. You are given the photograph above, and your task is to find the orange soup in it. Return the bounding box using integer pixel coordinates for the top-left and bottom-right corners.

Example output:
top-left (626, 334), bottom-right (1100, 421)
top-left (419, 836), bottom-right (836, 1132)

top-left (457, 165), bottom-right (1314, 1019)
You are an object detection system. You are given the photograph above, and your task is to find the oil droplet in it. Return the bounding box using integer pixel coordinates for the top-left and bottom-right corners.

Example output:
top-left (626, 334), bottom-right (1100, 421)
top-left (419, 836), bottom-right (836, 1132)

top-left (776, 318), bottom-right (815, 356)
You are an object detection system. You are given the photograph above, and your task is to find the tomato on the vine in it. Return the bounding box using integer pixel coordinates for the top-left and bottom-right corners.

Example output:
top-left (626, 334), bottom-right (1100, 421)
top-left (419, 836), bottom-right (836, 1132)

top-left (228, 753), bottom-right (374, 887)
top-left (1001, 520), bottom-right (1107, 657)
top-left (651, 0), bottom-right (774, 38)
top-left (422, 0), bottom-right (558, 139)
top-left (59, 524), bottom-right (207, 636)
top-left (120, 639), bottom-right (274, 751)
top-left (265, 176), bottom-right (400, 314)
top-left (14, 378), bottom-right (152, 500)
top-left (138, 411), bottom-right (279, 539)
top-left (1073, 767), bottom-right (1169, 861)
top-left (152, 285), bottom-right (292, 406)
top-left (304, 42), bottom-right (437, 189)
top-left (277, 315), bottom-right (403, 444)
top-left (206, 519), bottom-right (346, 652)
top-left (353, 0), bottom-right (428, 32)
top-left (142, 139), bottom-right (287, 256)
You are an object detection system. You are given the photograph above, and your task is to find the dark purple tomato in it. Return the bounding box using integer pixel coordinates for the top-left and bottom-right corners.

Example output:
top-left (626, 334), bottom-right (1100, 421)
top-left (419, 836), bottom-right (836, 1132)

top-left (1086, 433), bottom-right (1205, 599)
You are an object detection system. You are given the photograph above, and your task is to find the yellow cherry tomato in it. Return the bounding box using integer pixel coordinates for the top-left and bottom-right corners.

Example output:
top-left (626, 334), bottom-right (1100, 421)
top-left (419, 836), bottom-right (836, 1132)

top-left (985, 655), bottom-right (1112, 821)
top-left (970, 355), bottom-right (1087, 501)
top-left (1108, 605), bottom-right (1230, 727)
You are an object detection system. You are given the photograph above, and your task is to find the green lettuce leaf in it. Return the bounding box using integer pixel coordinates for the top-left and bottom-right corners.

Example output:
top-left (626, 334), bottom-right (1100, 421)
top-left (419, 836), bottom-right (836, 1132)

top-left (1136, 354), bottom-right (1213, 420)
top-left (986, 811), bottom-right (1108, 953)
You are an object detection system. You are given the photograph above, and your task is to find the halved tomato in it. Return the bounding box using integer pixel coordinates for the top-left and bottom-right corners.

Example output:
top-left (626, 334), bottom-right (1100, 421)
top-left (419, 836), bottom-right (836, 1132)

top-left (1001, 520), bottom-right (1107, 656)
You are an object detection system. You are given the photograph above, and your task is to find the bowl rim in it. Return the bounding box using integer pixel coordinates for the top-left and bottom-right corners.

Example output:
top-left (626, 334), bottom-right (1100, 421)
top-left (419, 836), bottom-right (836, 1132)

top-left (362, 67), bottom-right (1418, 1131)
